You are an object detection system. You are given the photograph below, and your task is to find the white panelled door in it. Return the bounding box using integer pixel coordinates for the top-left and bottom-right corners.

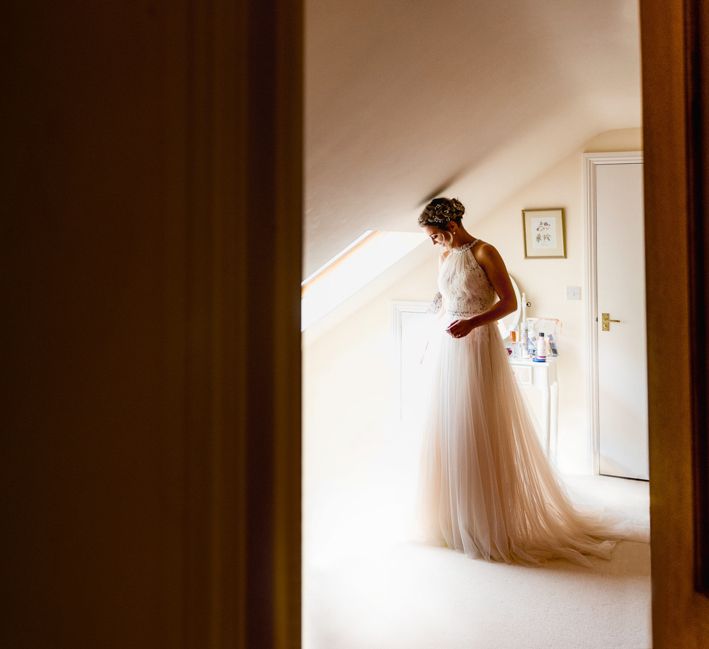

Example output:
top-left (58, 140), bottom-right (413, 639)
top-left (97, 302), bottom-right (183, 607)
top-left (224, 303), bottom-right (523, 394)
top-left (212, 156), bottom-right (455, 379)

top-left (593, 157), bottom-right (649, 480)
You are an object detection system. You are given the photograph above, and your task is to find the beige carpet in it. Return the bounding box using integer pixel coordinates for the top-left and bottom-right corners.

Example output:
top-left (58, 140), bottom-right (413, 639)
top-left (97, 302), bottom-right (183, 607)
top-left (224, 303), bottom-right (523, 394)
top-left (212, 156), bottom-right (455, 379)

top-left (304, 475), bottom-right (651, 649)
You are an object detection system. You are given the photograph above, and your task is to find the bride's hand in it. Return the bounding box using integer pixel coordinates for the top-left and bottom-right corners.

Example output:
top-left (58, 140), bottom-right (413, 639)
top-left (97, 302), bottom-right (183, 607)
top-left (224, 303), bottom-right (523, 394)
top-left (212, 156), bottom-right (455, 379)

top-left (446, 318), bottom-right (476, 338)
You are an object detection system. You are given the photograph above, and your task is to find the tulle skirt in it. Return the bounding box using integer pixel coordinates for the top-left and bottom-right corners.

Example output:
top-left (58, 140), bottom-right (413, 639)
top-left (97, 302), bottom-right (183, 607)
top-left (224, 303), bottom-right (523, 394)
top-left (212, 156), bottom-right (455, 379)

top-left (414, 314), bottom-right (620, 567)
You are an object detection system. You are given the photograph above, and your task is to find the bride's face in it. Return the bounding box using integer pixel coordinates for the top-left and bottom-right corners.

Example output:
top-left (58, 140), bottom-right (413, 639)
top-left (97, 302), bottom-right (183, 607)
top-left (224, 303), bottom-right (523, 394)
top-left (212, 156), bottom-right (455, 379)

top-left (422, 224), bottom-right (450, 248)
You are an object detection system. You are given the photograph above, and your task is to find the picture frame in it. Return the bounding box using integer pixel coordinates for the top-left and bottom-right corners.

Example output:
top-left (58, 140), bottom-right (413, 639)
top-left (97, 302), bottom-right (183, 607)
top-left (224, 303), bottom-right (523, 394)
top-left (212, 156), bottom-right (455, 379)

top-left (522, 208), bottom-right (567, 258)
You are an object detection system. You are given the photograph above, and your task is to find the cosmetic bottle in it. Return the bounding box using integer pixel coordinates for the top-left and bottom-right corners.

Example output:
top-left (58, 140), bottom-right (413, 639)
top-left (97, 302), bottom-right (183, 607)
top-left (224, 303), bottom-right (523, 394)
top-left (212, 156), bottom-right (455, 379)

top-left (527, 334), bottom-right (536, 359)
top-left (520, 324), bottom-right (528, 358)
top-left (548, 334), bottom-right (558, 357)
top-left (509, 330), bottom-right (519, 358)
top-left (534, 332), bottom-right (547, 362)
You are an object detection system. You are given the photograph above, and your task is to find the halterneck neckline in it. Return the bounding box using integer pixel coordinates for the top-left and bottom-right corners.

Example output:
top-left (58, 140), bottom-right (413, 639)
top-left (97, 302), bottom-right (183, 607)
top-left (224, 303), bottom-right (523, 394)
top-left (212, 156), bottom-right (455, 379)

top-left (449, 238), bottom-right (477, 254)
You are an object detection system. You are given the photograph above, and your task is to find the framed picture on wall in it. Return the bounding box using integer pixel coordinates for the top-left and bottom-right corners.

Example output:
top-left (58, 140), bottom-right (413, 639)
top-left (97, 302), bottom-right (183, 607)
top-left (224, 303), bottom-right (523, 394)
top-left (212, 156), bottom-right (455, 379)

top-left (522, 208), bottom-right (567, 258)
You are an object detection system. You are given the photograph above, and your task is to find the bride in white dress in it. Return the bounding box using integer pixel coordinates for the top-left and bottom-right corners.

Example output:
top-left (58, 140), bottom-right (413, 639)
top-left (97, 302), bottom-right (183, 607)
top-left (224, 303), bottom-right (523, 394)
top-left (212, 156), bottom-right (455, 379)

top-left (414, 197), bottom-right (618, 567)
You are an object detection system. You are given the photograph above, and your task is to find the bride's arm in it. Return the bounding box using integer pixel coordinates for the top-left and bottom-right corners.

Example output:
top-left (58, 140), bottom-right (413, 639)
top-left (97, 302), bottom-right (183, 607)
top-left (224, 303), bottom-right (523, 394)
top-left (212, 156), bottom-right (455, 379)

top-left (446, 242), bottom-right (517, 336)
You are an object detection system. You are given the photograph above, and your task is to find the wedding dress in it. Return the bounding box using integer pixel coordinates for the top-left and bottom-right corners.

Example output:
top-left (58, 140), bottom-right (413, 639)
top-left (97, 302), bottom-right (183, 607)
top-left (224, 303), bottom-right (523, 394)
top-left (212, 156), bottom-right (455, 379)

top-left (414, 239), bottom-right (619, 567)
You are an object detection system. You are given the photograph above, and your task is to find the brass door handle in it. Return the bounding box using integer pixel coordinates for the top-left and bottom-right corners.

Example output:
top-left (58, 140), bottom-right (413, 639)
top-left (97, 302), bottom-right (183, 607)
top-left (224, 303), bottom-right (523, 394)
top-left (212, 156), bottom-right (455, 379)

top-left (601, 312), bottom-right (621, 331)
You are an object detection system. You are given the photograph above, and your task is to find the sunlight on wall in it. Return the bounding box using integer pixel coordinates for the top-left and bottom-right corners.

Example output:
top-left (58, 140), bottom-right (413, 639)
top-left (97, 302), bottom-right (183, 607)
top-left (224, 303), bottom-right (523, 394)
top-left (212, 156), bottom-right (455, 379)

top-left (301, 230), bottom-right (426, 331)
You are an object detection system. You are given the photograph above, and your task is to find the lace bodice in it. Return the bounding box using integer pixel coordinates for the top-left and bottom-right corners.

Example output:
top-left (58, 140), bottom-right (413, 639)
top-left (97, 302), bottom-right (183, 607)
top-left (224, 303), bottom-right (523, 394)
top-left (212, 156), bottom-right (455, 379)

top-left (438, 240), bottom-right (496, 318)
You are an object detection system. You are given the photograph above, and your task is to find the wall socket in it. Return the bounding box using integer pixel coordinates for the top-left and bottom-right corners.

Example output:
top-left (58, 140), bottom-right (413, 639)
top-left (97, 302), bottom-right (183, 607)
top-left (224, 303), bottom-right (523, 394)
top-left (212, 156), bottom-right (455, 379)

top-left (566, 286), bottom-right (582, 300)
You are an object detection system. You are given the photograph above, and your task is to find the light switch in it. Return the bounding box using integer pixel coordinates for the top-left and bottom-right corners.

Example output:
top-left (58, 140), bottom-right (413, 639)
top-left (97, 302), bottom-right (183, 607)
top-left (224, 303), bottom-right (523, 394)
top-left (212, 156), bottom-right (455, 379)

top-left (566, 286), bottom-right (582, 300)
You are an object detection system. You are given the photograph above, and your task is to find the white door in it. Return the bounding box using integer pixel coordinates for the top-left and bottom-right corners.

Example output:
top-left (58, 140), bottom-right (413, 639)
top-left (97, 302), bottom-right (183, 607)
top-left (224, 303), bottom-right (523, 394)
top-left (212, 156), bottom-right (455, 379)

top-left (394, 303), bottom-right (435, 429)
top-left (593, 158), bottom-right (649, 480)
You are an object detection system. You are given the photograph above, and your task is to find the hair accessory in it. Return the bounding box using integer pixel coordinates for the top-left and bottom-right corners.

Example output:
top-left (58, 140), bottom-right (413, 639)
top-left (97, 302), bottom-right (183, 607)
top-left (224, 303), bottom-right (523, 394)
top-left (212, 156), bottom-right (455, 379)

top-left (418, 197), bottom-right (465, 228)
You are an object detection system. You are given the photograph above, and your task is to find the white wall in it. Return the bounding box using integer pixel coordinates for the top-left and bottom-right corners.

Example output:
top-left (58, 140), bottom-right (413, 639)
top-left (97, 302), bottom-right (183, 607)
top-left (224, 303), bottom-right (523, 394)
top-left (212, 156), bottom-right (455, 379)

top-left (303, 128), bottom-right (642, 566)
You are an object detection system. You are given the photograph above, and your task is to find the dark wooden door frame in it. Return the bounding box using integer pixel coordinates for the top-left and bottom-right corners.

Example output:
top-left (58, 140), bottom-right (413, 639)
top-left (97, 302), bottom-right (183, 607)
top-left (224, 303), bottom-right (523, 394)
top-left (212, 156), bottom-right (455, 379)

top-left (641, 0), bottom-right (709, 644)
top-left (685, 0), bottom-right (709, 597)
top-left (3, 1), bottom-right (302, 648)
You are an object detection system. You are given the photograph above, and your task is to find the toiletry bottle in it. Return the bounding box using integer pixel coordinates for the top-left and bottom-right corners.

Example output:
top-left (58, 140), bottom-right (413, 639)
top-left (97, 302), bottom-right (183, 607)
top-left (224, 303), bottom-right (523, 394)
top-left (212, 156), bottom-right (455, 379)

top-left (549, 334), bottom-right (558, 357)
top-left (535, 332), bottom-right (547, 362)
top-left (520, 321), bottom-right (529, 358)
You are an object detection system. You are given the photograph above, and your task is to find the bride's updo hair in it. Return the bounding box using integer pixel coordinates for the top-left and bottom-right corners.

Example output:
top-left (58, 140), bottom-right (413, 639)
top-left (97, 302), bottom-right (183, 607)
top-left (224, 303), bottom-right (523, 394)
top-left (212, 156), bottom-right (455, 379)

top-left (418, 197), bottom-right (465, 246)
top-left (418, 197), bottom-right (465, 227)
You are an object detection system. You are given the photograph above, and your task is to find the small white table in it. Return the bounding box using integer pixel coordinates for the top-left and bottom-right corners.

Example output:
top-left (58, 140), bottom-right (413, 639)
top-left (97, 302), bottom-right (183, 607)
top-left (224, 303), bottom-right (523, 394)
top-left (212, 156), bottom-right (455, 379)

top-left (508, 357), bottom-right (559, 461)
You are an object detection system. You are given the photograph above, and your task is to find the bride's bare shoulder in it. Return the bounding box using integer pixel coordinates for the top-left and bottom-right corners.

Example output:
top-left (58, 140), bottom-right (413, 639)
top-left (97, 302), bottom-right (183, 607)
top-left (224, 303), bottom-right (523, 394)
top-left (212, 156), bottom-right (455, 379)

top-left (473, 239), bottom-right (506, 268)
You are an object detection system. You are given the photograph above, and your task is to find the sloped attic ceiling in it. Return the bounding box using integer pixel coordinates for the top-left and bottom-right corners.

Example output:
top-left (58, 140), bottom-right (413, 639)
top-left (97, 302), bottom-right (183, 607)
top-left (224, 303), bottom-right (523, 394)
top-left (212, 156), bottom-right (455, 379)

top-left (305, 0), bottom-right (641, 278)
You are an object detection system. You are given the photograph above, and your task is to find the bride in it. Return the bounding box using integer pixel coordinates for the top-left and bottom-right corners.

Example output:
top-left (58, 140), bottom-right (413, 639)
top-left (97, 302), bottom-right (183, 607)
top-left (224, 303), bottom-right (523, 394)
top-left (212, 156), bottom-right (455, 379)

top-left (414, 197), bottom-right (618, 567)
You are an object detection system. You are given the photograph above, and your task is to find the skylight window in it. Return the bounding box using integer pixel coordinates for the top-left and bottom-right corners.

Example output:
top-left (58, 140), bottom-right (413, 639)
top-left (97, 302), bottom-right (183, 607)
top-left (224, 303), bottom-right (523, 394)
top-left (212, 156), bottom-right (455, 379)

top-left (301, 230), bottom-right (426, 330)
